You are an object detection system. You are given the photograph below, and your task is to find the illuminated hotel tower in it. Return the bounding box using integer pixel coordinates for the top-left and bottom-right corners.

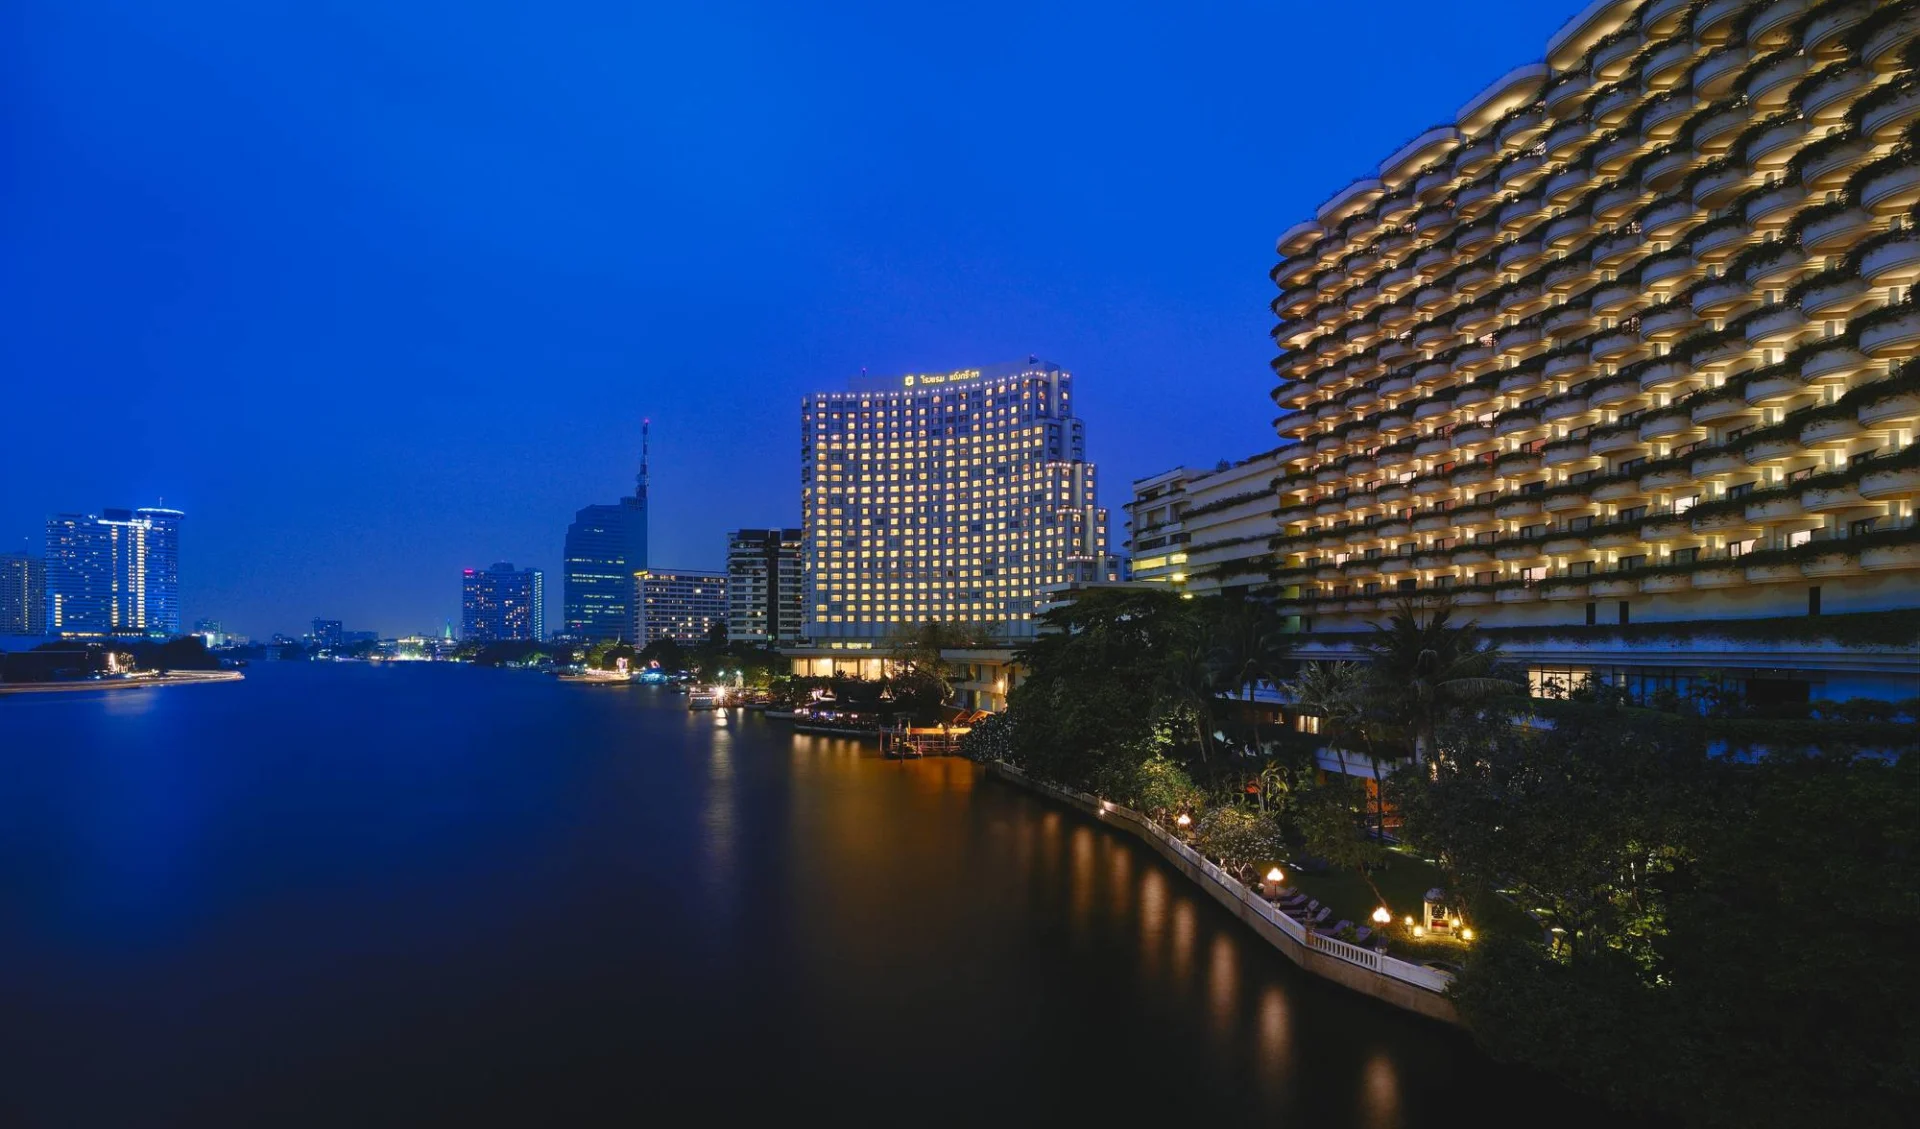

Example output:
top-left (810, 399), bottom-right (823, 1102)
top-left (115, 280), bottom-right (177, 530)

top-left (43, 507), bottom-right (183, 638)
top-left (801, 360), bottom-right (1109, 643)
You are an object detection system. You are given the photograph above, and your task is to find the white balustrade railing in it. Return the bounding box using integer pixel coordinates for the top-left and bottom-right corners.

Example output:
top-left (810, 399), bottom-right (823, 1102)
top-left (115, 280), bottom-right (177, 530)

top-left (994, 763), bottom-right (1452, 995)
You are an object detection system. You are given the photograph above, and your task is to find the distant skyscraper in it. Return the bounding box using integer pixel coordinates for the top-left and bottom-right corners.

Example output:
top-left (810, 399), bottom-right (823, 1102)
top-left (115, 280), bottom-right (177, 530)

top-left (800, 361), bottom-right (1107, 642)
top-left (311, 619), bottom-right (344, 649)
top-left (632, 569), bottom-right (728, 647)
top-left (462, 563), bottom-right (545, 642)
top-left (726, 529), bottom-right (804, 646)
top-left (44, 507), bottom-right (184, 637)
top-left (1, 552), bottom-right (47, 636)
top-left (563, 422), bottom-right (651, 640)
top-left (138, 507), bottom-right (184, 635)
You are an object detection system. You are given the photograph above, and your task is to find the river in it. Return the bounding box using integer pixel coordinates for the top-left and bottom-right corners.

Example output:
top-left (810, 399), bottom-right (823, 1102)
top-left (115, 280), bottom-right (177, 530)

top-left (0, 663), bottom-right (1632, 1126)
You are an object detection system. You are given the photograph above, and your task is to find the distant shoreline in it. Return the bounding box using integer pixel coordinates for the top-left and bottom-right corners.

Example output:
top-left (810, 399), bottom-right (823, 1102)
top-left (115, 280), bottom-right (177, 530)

top-left (0, 670), bottom-right (245, 695)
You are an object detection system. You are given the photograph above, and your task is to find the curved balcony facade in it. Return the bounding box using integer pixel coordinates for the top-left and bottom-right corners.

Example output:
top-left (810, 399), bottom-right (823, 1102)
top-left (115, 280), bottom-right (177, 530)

top-left (1265, 0), bottom-right (1920, 628)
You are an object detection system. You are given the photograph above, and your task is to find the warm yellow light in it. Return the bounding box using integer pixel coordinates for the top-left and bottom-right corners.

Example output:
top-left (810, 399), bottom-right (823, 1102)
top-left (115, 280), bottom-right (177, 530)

top-left (1175, 813), bottom-right (1192, 828)
top-left (1372, 906), bottom-right (1392, 925)
top-left (1413, 925), bottom-right (1426, 937)
top-left (1266, 867), bottom-right (1284, 883)
top-left (1451, 916), bottom-right (1463, 929)
top-left (1461, 928), bottom-right (1476, 942)
top-left (1403, 915), bottom-right (1415, 927)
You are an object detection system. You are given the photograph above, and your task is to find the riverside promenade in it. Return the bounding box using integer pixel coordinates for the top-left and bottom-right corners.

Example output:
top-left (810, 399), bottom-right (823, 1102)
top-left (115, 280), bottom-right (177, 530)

top-left (988, 761), bottom-right (1460, 1025)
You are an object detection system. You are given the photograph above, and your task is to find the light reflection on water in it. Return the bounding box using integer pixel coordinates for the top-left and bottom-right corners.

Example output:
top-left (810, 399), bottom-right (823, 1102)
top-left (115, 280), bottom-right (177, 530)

top-left (0, 668), bottom-right (1633, 1127)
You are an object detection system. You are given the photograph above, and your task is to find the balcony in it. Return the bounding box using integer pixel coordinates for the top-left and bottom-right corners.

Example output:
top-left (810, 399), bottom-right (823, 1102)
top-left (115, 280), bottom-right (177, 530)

top-left (1801, 208), bottom-right (1877, 257)
top-left (1802, 65), bottom-right (1873, 124)
top-left (1748, 0), bottom-right (1809, 46)
top-left (1862, 235), bottom-right (1920, 291)
top-left (1497, 239), bottom-right (1545, 273)
top-left (1692, 43), bottom-right (1749, 97)
top-left (1801, 482), bottom-right (1869, 511)
top-left (1690, 164), bottom-right (1747, 208)
top-left (1749, 53), bottom-right (1811, 108)
top-left (1495, 585), bottom-right (1541, 604)
top-left (1802, 341), bottom-right (1870, 384)
top-left (1746, 246), bottom-right (1808, 292)
top-left (1745, 493), bottom-right (1804, 522)
top-left (1862, 542), bottom-right (1920, 571)
top-left (1860, 306), bottom-right (1920, 359)
top-left (1745, 182), bottom-right (1806, 229)
top-left (1590, 427), bottom-right (1646, 456)
top-left (1740, 553), bottom-right (1803, 583)
top-left (1691, 278), bottom-right (1749, 317)
top-left (1803, 548), bottom-right (1866, 579)
top-left (1639, 357), bottom-right (1691, 391)
top-left (1591, 84), bottom-right (1638, 127)
top-left (1860, 162), bottom-right (1920, 216)
top-left (1641, 252), bottom-right (1695, 293)
top-left (1802, 137), bottom-right (1874, 193)
top-left (1742, 304), bottom-right (1810, 348)
top-left (1545, 441), bottom-right (1595, 469)
top-left (1691, 564), bottom-right (1747, 589)
top-left (1740, 434), bottom-right (1803, 464)
top-left (1450, 463), bottom-right (1495, 489)
top-left (1805, 2), bottom-right (1873, 54)
top-left (1861, 465), bottom-right (1920, 500)
top-left (1545, 73), bottom-right (1593, 119)
top-left (1861, 389), bottom-right (1920, 428)
top-left (1800, 414), bottom-right (1865, 448)
top-left (1641, 573), bottom-right (1692, 594)
top-left (1643, 93), bottom-right (1696, 138)
top-left (1579, 573), bottom-right (1633, 597)
top-left (1591, 329), bottom-right (1642, 362)
top-left (1499, 155), bottom-right (1547, 194)
top-left (1641, 148), bottom-right (1694, 194)
top-left (1800, 275), bottom-right (1870, 321)
top-left (1691, 394), bottom-right (1755, 425)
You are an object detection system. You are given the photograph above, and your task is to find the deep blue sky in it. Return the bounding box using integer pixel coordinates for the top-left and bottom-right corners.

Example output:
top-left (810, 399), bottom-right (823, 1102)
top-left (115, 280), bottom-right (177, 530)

top-left (3, 1), bottom-right (1576, 638)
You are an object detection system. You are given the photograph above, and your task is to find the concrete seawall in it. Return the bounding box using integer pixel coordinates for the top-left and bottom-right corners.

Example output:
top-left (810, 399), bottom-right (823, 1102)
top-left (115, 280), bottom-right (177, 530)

top-left (986, 761), bottom-right (1462, 1026)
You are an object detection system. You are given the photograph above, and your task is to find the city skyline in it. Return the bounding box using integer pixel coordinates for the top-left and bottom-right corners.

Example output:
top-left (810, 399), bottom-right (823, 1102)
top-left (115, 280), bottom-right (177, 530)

top-left (0, 1), bottom-right (1577, 637)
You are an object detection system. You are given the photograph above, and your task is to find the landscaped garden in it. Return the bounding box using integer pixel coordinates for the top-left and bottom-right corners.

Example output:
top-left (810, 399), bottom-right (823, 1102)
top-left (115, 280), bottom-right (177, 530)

top-left (959, 587), bottom-right (1919, 1129)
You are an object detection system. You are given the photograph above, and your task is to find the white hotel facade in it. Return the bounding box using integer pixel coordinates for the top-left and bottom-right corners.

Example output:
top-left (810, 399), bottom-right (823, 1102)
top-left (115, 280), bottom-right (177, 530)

top-left (1119, 0), bottom-right (1920, 709)
top-left (794, 360), bottom-right (1109, 664)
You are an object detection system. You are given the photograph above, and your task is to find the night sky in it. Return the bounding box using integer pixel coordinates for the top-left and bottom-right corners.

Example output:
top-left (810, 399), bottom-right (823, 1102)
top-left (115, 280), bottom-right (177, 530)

top-left (4, 1), bottom-right (1576, 638)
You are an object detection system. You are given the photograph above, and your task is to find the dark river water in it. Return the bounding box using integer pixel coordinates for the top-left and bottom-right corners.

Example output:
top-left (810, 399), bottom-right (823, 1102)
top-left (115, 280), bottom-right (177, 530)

top-left (0, 664), bottom-right (1629, 1127)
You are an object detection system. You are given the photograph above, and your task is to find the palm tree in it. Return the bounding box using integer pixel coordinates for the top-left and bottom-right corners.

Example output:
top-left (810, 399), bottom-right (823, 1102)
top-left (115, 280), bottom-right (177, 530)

top-left (1206, 596), bottom-right (1292, 758)
top-left (1285, 658), bottom-right (1379, 780)
top-left (1155, 639), bottom-right (1222, 766)
top-left (1360, 598), bottom-right (1519, 764)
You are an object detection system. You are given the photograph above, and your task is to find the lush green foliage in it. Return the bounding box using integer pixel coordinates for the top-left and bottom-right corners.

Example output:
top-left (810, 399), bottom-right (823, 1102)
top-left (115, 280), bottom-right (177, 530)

top-left (1408, 705), bottom-right (1920, 1127)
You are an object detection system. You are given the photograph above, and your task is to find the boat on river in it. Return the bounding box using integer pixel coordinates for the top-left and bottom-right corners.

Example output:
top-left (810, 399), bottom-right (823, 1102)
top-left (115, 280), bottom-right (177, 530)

top-left (555, 668), bottom-right (632, 685)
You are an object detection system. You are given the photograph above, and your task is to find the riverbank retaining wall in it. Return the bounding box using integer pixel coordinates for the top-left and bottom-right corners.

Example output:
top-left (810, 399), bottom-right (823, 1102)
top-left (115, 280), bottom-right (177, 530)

top-left (986, 761), bottom-right (1461, 1027)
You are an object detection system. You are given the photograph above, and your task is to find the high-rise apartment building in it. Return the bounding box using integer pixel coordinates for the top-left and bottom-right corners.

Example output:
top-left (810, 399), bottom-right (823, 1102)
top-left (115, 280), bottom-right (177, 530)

top-left (462, 563), bottom-right (545, 642)
top-left (44, 507), bottom-right (184, 637)
top-left (632, 569), bottom-right (728, 646)
top-left (311, 619), bottom-right (345, 649)
top-left (139, 507), bottom-right (184, 635)
top-left (1268, 0), bottom-right (1919, 702)
top-left (800, 360), bottom-right (1109, 644)
top-left (1, 552), bottom-right (47, 636)
top-left (563, 424), bottom-right (650, 641)
top-left (726, 528), bottom-right (804, 646)
top-left (1127, 450), bottom-right (1290, 598)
